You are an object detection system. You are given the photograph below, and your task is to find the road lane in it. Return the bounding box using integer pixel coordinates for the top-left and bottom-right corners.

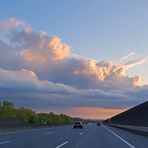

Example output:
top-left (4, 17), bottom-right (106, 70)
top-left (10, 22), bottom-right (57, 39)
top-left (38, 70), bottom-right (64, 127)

top-left (108, 126), bottom-right (148, 148)
top-left (0, 124), bottom-right (147, 148)
top-left (103, 125), bottom-right (135, 148)
top-left (0, 141), bottom-right (11, 145)
top-left (55, 141), bottom-right (68, 148)
top-left (0, 125), bottom-right (90, 148)
top-left (74, 125), bottom-right (130, 148)
top-left (45, 131), bottom-right (56, 135)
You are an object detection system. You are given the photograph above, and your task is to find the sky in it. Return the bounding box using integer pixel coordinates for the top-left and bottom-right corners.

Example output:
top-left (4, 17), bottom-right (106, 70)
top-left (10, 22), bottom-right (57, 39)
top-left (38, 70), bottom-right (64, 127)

top-left (0, 0), bottom-right (148, 119)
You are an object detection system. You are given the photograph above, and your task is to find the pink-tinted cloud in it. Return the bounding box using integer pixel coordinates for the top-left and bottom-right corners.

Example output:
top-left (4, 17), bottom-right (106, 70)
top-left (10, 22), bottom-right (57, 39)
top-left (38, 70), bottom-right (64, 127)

top-left (66, 107), bottom-right (127, 119)
top-left (23, 35), bottom-right (70, 62)
top-left (8, 28), bottom-right (70, 63)
top-left (0, 18), bottom-right (25, 29)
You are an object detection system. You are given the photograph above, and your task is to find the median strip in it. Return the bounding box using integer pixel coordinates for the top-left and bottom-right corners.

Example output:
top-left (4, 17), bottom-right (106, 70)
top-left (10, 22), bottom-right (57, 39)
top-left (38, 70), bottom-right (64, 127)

top-left (103, 125), bottom-right (136, 148)
top-left (55, 141), bottom-right (68, 148)
top-left (0, 141), bottom-right (11, 145)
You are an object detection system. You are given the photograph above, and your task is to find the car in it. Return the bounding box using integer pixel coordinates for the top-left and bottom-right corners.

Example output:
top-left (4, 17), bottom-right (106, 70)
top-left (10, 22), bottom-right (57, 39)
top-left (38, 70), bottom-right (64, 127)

top-left (96, 122), bottom-right (101, 126)
top-left (73, 121), bottom-right (83, 129)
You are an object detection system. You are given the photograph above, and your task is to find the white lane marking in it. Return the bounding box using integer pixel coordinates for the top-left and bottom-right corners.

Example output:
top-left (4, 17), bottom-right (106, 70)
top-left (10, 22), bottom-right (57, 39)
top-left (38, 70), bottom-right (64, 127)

top-left (103, 126), bottom-right (136, 148)
top-left (55, 141), bottom-right (68, 148)
top-left (0, 141), bottom-right (11, 145)
top-left (45, 131), bottom-right (55, 134)
top-left (80, 132), bottom-right (83, 135)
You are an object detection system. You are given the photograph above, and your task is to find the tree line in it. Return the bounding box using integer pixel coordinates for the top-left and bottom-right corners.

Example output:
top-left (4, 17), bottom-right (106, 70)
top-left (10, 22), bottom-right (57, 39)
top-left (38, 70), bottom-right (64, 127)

top-left (0, 101), bottom-right (73, 125)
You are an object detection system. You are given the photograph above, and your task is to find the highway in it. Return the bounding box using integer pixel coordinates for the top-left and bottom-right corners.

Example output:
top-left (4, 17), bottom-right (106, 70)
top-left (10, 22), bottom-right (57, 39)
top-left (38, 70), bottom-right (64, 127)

top-left (0, 124), bottom-right (148, 148)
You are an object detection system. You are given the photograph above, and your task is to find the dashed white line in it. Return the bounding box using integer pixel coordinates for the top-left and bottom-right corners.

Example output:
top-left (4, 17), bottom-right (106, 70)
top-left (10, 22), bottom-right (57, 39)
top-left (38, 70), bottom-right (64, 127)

top-left (0, 141), bottom-right (11, 145)
top-left (80, 132), bottom-right (83, 135)
top-left (55, 141), bottom-right (68, 148)
top-left (103, 125), bottom-right (136, 148)
top-left (45, 131), bottom-right (55, 134)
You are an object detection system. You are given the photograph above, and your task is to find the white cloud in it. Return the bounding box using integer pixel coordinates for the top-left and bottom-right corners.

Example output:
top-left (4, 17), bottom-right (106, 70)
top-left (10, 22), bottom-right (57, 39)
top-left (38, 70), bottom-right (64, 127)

top-left (119, 52), bottom-right (136, 61)
top-left (124, 57), bottom-right (148, 70)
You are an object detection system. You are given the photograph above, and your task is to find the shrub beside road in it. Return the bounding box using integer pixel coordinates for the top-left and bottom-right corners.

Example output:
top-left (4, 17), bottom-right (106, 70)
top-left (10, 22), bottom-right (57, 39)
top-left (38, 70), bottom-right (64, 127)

top-left (0, 101), bottom-right (73, 126)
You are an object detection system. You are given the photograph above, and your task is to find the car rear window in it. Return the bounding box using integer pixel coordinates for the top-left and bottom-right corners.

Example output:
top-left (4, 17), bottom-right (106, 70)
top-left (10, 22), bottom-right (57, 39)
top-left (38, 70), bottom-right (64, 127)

top-left (75, 122), bottom-right (81, 124)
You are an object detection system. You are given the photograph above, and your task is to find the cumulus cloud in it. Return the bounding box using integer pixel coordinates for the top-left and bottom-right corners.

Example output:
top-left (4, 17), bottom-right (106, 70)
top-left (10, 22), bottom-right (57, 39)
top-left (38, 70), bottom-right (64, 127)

top-left (0, 68), bottom-right (77, 94)
top-left (0, 33), bottom-right (144, 89)
top-left (0, 68), bottom-right (144, 109)
top-left (74, 60), bottom-right (112, 81)
top-left (8, 28), bottom-right (70, 62)
top-left (22, 36), bottom-right (70, 62)
top-left (73, 59), bottom-right (144, 89)
top-left (0, 18), bottom-right (146, 90)
top-left (0, 18), bottom-right (25, 29)
top-left (0, 18), bottom-right (147, 118)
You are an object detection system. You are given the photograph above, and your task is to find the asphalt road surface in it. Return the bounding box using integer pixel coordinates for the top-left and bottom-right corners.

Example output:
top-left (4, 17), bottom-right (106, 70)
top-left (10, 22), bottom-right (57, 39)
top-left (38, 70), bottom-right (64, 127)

top-left (0, 124), bottom-right (148, 148)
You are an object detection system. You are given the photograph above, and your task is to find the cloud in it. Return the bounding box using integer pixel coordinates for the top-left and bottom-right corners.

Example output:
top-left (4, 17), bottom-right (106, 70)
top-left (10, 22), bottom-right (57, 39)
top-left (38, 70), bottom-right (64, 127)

top-left (124, 57), bottom-right (148, 70)
top-left (0, 21), bottom-right (146, 92)
top-left (64, 107), bottom-right (127, 119)
top-left (119, 52), bottom-right (136, 61)
top-left (0, 18), bottom-right (25, 29)
top-left (0, 68), bottom-right (77, 94)
top-left (74, 60), bottom-right (112, 81)
top-left (73, 59), bottom-right (143, 89)
top-left (0, 40), bottom-right (23, 70)
top-left (8, 29), bottom-right (70, 62)
top-left (0, 18), bottom-right (147, 118)
top-left (23, 36), bottom-right (70, 61)
top-left (0, 68), bottom-right (145, 109)
top-left (0, 19), bottom-right (145, 90)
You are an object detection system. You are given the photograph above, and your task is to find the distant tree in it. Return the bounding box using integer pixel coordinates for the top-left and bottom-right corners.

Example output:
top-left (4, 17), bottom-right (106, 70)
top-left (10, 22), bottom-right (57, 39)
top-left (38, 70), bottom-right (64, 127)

top-left (38, 113), bottom-right (49, 124)
top-left (0, 101), bottom-right (2, 116)
top-left (0, 101), bottom-right (18, 118)
top-left (2, 101), bottom-right (14, 108)
top-left (18, 107), bottom-right (38, 124)
top-left (0, 100), bottom-right (74, 125)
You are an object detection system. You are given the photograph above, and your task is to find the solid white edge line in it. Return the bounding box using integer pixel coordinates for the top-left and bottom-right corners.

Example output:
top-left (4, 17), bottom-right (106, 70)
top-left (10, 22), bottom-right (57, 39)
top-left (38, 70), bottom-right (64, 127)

top-left (55, 141), bottom-right (68, 148)
top-left (103, 125), bottom-right (136, 148)
top-left (0, 141), bottom-right (11, 145)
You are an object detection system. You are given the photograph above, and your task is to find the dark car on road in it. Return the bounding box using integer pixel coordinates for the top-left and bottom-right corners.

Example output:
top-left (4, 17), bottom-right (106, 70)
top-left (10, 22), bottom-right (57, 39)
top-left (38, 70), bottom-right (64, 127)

top-left (96, 122), bottom-right (101, 126)
top-left (73, 121), bottom-right (83, 129)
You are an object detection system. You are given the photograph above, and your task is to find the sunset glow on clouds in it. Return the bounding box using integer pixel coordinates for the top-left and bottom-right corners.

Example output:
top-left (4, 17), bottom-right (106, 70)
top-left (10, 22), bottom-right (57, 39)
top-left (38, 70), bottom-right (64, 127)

top-left (64, 107), bottom-right (127, 119)
top-left (0, 18), bottom-right (148, 119)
